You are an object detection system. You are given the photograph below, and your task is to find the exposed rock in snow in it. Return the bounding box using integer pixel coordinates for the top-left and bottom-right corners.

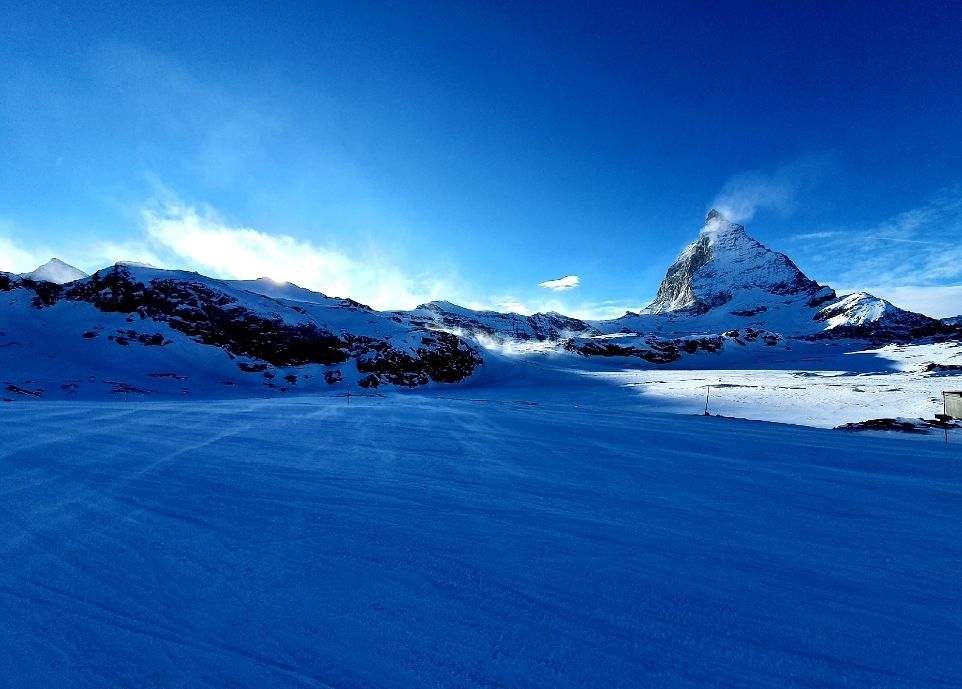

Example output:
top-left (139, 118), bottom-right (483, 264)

top-left (0, 264), bottom-right (482, 396)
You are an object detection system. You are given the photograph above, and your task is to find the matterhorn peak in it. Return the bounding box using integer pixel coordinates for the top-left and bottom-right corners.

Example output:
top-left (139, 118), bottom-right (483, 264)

top-left (647, 213), bottom-right (832, 315)
top-left (701, 209), bottom-right (747, 241)
top-left (705, 208), bottom-right (729, 223)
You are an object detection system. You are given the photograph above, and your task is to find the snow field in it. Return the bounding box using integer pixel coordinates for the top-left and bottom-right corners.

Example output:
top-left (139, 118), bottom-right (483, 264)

top-left (1, 391), bottom-right (960, 688)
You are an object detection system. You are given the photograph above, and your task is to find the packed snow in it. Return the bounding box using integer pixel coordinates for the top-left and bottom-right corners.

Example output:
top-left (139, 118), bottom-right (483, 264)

top-left (1, 374), bottom-right (960, 688)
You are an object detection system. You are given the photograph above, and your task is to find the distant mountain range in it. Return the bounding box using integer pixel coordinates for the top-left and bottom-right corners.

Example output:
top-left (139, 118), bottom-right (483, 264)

top-left (1, 211), bottom-right (958, 398)
top-left (405, 211), bottom-right (954, 349)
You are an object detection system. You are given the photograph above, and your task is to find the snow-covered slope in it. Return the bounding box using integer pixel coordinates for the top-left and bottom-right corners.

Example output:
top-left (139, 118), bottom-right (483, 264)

top-left (811, 291), bottom-right (946, 339)
top-left (2, 388), bottom-right (959, 687)
top-left (21, 258), bottom-right (88, 284)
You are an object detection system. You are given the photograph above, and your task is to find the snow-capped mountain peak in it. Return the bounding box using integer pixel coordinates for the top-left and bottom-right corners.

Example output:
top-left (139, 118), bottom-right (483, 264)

top-left (647, 210), bottom-right (833, 315)
top-left (21, 258), bottom-right (88, 284)
top-left (700, 209), bottom-right (747, 240)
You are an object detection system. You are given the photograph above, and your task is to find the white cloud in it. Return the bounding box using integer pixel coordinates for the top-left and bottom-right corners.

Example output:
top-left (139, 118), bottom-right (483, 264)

top-left (0, 220), bottom-right (52, 273)
top-left (0, 237), bottom-right (45, 274)
top-left (711, 155), bottom-right (832, 223)
top-left (538, 275), bottom-right (580, 291)
top-left (141, 198), bottom-right (453, 310)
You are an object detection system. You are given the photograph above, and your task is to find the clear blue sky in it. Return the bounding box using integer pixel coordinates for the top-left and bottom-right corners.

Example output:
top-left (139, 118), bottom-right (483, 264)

top-left (2, 0), bottom-right (961, 316)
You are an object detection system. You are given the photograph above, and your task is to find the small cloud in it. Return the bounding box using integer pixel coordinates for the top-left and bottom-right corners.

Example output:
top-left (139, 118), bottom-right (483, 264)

top-left (538, 275), bottom-right (580, 291)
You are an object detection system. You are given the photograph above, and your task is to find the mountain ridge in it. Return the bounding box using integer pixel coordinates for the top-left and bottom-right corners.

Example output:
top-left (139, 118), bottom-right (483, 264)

top-left (2, 215), bottom-right (958, 398)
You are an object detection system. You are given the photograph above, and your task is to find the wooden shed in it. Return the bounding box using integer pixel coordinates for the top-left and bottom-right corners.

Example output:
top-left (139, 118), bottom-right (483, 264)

top-left (944, 391), bottom-right (962, 419)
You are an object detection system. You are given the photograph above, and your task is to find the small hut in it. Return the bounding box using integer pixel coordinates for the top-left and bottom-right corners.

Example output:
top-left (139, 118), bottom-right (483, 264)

top-left (944, 391), bottom-right (962, 420)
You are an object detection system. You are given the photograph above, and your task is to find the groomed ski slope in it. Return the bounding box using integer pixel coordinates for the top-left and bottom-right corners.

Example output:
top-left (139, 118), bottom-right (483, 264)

top-left (1, 379), bottom-right (960, 688)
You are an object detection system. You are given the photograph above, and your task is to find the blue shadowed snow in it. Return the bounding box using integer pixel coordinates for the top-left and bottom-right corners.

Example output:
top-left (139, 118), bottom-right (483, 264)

top-left (1, 391), bottom-right (960, 688)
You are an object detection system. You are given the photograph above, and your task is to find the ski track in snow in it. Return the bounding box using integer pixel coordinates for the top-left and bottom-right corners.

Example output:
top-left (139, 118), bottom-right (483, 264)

top-left (1, 386), bottom-right (960, 688)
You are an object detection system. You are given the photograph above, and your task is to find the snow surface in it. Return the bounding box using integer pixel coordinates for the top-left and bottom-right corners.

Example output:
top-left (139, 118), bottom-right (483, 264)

top-left (1, 373), bottom-right (961, 688)
top-left (578, 340), bottom-right (962, 432)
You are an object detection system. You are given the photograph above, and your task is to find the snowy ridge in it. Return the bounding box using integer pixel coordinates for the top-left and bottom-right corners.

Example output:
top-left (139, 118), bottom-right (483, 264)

top-left (401, 301), bottom-right (598, 350)
top-left (1, 213), bottom-right (959, 400)
top-left (811, 291), bottom-right (949, 340)
top-left (0, 264), bottom-right (481, 399)
top-left (401, 212), bottom-right (955, 360)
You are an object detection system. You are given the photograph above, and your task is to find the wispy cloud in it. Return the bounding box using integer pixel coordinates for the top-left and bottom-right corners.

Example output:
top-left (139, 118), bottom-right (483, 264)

top-left (791, 231), bottom-right (839, 241)
top-left (711, 155), bottom-right (833, 223)
top-left (792, 186), bottom-right (962, 317)
top-left (141, 196), bottom-right (454, 310)
top-left (538, 275), bottom-right (580, 291)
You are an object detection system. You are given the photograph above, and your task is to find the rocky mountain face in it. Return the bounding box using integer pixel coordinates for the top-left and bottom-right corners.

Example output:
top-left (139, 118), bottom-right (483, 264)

top-left (630, 210), bottom-right (955, 344)
top-left (0, 265), bottom-right (481, 398)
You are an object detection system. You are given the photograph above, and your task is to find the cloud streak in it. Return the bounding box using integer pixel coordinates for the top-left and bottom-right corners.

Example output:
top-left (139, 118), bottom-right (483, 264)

top-left (791, 186), bottom-right (962, 317)
top-left (538, 275), bottom-right (580, 291)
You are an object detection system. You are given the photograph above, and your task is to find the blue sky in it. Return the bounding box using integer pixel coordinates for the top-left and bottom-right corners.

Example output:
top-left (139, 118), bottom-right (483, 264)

top-left (2, 0), bottom-right (961, 317)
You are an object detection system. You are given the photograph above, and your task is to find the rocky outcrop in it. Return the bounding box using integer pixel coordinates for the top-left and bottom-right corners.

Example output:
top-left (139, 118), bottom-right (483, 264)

top-left (4, 265), bottom-right (482, 386)
top-left (64, 267), bottom-right (352, 367)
